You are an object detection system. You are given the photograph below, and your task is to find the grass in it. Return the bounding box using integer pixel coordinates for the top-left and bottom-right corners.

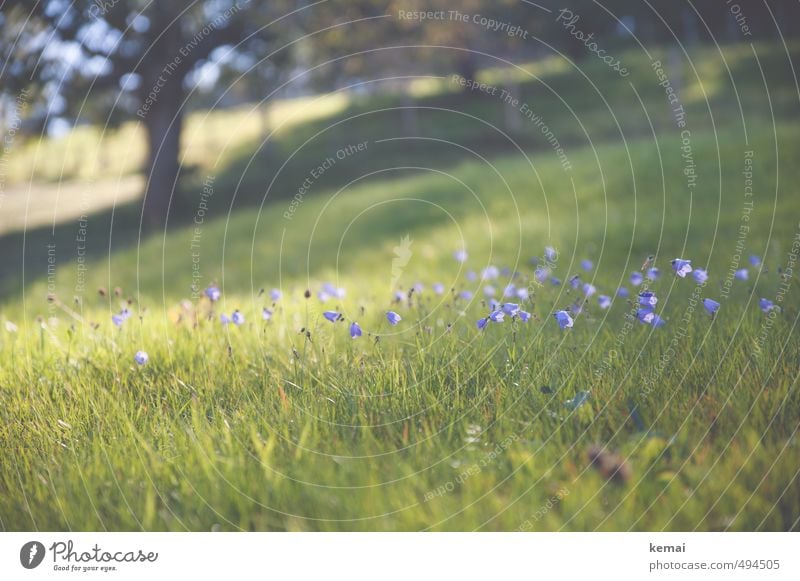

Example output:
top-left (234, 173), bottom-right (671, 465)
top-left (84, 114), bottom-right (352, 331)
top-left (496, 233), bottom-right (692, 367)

top-left (0, 41), bottom-right (799, 531)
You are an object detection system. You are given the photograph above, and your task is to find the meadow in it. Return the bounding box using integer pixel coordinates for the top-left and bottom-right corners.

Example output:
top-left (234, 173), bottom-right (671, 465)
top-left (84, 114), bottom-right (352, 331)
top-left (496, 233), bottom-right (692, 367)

top-left (0, 42), bottom-right (798, 531)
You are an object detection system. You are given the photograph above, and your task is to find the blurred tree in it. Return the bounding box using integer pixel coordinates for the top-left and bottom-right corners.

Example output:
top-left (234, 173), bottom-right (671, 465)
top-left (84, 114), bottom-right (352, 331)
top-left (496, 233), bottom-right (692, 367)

top-left (0, 0), bottom-right (295, 224)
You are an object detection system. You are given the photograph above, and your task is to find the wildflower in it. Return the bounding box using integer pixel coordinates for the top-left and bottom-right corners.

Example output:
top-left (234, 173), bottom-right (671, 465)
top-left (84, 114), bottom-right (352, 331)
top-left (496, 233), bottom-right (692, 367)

top-left (749, 255), bottom-right (761, 267)
top-left (269, 288), bottom-right (282, 301)
top-left (646, 267), bottom-right (660, 280)
top-left (432, 283), bottom-right (445, 295)
top-left (393, 290), bottom-right (405, 302)
top-left (205, 286), bottom-right (221, 301)
top-left (570, 303), bottom-right (583, 315)
top-left (5, 321), bottom-right (18, 333)
top-left (386, 311), bottom-right (402, 326)
top-left (412, 282), bottom-right (424, 293)
top-left (220, 314), bottom-right (231, 325)
top-left (671, 258), bottom-right (692, 278)
top-left (693, 268), bottom-right (708, 284)
top-left (488, 299), bottom-right (500, 311)
top-left (582, 283), bottom-right (596, 297)
top-left (569, 275), bottom-right (581, 289)
top-left (489, 310), bottom-right (505, 323)
top-left (476, 317), bottom-right (489, 329)
top-left (483, 285), bottom-right (496, 297)
top-left (554, 310), bottom-right (573, 329)
top-left (466, 270), bottom-right (477, 282)
top-left (503, 284), bottom-right (516, 298)
top-left (638, 291), bottom-right (657, 307)
top-left (323, 311), bottom-right (340, 323)
top-left (262, 308), bottom-right (273, 320)
top-left (550, 277), bottom-right (561, 286)
top-left (454, 249), bottom-right (468, 263)
top-left (617, 287), bottom-right (629, 298)
top-left (515, 287), bottom-right (529, 300)
top-left (481, 265), bottom-right (500, 280)
top-left (350, 321), bottom-right (362, 338)
top-left (636, 309), bottom-right (655, 324)
top-left (759, 298), bottom-right (776, 313)
top-left (518, 311), bottom-right (531, 322)
top-left (544, 246), bottom-right (558, 262)
top-left (134, 351), bottom-right (149, 365)
top-left (459, 290), bottom-right (474, 300)
top-left (317, 290), bottom-right (331, 302)
top-left (703, 298), bottom-right (720, 315)
top-left (535, 267), bottom-right (550, 283)
top-left (112, 313), bottom-right (125, 327)
top-left (630, 271), bottom-right (643, 286)
top-left (232, 311), bottom-right (245, 326)
top-left (581, 259), bottom-right (593, 271)
top-left (735, 268), bottom-right (749, 281)
top-left (502, 303), bottom-right (520, 315)
top-left (598, 295), bottom-right (612, 309)
top-left (651, 315), bottom-right (666, 328)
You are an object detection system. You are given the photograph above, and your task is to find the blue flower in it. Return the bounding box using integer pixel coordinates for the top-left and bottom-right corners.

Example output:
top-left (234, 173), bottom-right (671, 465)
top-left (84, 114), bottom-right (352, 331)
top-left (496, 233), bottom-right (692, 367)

top-left (735, 268), bottom-right (749, 281)
top-left (516, 287), bottom-right (529, 300)
top-left (535, 267), bottom-right (550, 283)
top-left (134, 351), bottom-right (149, 365)
top-left (112, 309), bottom-right (130, 327)
top-left (483, 285), bottom-right (496, 297)
top-left (489, 310), bottom-right (505, 323)
top-left (393, 290), bottom-right (405, 302)
top-left (466, 270), bottom-right (477, 282)
top-left (693, 268), bottom-right (708, 284)
top-left (759, 298), bottom-right (776, 313)
top-left (503, 284), bottom-right (516, 298)
top-left (636, 309), bottom-right (655, 324)
top-left (554, 310), bottom-right (573, 329)
top-left (598, 295), bottom-right (612, 309)
top-left (651, 315), bottom-right (666, 328)
top-left (671, 258), bottom-right (692, 278)
top-left (638, 291), bottom-right (657, 307)
top-left (269, 288), bottom-right (282, 301)
top-left (501, 303), bottom-right (520, 315)
top-left (569, 275), bottom-right (581, 289)
top-left (550, 277), bottom-right (561, 286)
top-left (646, 267), bottom-right (660, 280)
top-left (205, 286), bottom-right (221, 301)
top-left (582, 283), bottom-right (596, 297)
top-left (323, 311), bottom-right (339, 322)
top-left (220, 314), bottom-right (231, 325)
top-left (476, 317), bottom-right (489, 329)
top-left (232, 310), bottom-right (245, 326)
top-left (350, 322), bottom-right (362, 338)
top-left (454, 249), bottom-right (468, 263)
top-left (581, 259), bottom-right (593, 271)
top-left (749, 255), bottom-right (761, 267)
top-left (488, 299), bottom-right (500, 311)
top-left (482, 265), bottom-right (500, 280)
top-left (459, 290), bottom-right (474, 300)
top-left (703, 298), bottom-right (720, 315)
top-left (544, 246), bottom-right (558, 262)
top-left (386, 311), bottom-right (402, 325)
top-left (518, 310), bottom-right (531, 322)
top-left (262, 308), bottom-right (273, 321)
top-left (432, 283), bottom-right (445, 295)
top-left (630, 271), bottom-right (643, 286)
top-left (617, 287), bottom-right (629, 298)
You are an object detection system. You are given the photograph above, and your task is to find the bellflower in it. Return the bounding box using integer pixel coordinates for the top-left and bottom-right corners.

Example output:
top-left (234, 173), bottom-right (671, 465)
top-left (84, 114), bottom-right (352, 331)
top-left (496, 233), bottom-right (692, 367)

top-left (134, 351), bottom-right (149, 365)
top-left (323, 311), bottom-right (339, 322)
top-left (671, 258), bottom-right (692, 278)
top-left (630, 271), bottom-right (643, 286)
top-left (350, 322), bottom-right (362, 338)
top-left (735, 268), bottom-right (749, 280)
top-left (386, 311), bottom-right (402, 326)
top-left (598, 295), bottom-right (612, 309)
top-left (554, 310), bottom-right (573, 329)
top-left (693, 268), bottom-right (708, 284)
top-left (703, 298), bottom-right (720, 315)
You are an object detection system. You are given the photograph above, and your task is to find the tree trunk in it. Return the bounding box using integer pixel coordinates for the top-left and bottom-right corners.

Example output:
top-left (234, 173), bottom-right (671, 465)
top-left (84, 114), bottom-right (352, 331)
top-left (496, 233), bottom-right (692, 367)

top-left (143, 96), bottom-right (183, 226)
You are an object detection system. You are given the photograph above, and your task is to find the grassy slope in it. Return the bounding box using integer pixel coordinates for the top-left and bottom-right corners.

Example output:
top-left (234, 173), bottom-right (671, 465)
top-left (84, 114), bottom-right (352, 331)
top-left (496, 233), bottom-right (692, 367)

top-left (1, 43), bottom-right (799, 531)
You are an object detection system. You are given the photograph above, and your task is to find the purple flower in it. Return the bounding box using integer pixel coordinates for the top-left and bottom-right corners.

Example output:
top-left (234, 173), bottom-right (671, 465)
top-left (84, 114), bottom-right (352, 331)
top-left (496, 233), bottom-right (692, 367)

top-left (646, 267), bottom-right (660, 280)
top-left (454, 249), bottom-right (468, 263)
top-left (651, 315), bottom-right (666, 328)
top-left (515, 287), bottom-right (529, 300)
top-left (220, 314), bottom-right (231, 325)
top-left (350, 322), bottom-right (362, 338)
top-left (262, 308), bottom-right (273, 321)
top-left (488, 299), bottom-right (500, 311)
top-left (503, 284), bottom-right (516, 298)
top-left (735, 268), bottom-right (749, 281)
top-left (269, 288), bottom-right (282, 301)
top-left (323, 311), bottom-right (339, 323)
top-left (459, 290), bottom-right (474, 301)
top-left (671, 258), bottom-right (692, 278)
top-left (749, 255), bottom-right (761, 267)
top-left (535, 267), bottom-right (550, 283)
top-left (638, 291), bottom-right (657, 307)
top-left (483, 285), bottom-right (496, 297)
top-left (502, 303), bottom-right (520, 315)
top-left (550, 277), bottom-right (561, 286)
top-left (432, 283), bottom-right (445, 295)
top-left (466, 270), bottom-right (477, 282)
top-left (703, 298), bottom-right (720, 315)
top-left (518, 310), bottom-right (531, 322)
top-left (413, 282), bottom-right (424, 294)
top-left (693, 268), bottom-right (708, 284)
top-left (570, 303), bottom-right (583, 316)
top-left (232, 310), bottom-right (245, 326)
top-left (386, 311), bottom-right (402, 326)
top-left (759, 298), bottom-right (776, 313)
top-left (554, 310), bottom-right (573, 329)
top-left (598, 295), bottom-right (612, 309)
top-left (205, 286), bottom-right (221, 301)
top-left (630, 271), bottom-right (644, 286)
top-left (544, 246), bottom-right (558, 262)
top-left (581, 259), bottom-right (593, 271)
top-left (112, 309), bottom-right (130, 327)
top-left (636, 309), bottom-right (655, 324)
top-left (134, 351), bottom-right (149, 365)
top-left (481, 265), bottom-right (500, 280)
top-left (569, 275), bottom-right (581, 289)
top-left (489, 310), bottom-right (505, 323)
top-left (617, 287), bottom-right (629, 298)
top-left (393, 290), bottom-right (405, 302)
top-left (582, 283), bottom-right (596, 297)
top-left (476, 317), bottom-right (489, 329)
top-left (317, 290), bottom-right (331, 302)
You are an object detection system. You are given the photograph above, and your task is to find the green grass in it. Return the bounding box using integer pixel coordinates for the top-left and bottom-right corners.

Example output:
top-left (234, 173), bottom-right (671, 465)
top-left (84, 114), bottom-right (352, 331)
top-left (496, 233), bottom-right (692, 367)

top-left (1, 42), bottom-right (799, 531)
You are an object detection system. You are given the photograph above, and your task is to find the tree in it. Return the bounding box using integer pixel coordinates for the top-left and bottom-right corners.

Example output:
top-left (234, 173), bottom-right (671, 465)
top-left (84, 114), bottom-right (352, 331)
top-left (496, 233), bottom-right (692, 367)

top-left (0, 0), bottom-right (294, 224)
